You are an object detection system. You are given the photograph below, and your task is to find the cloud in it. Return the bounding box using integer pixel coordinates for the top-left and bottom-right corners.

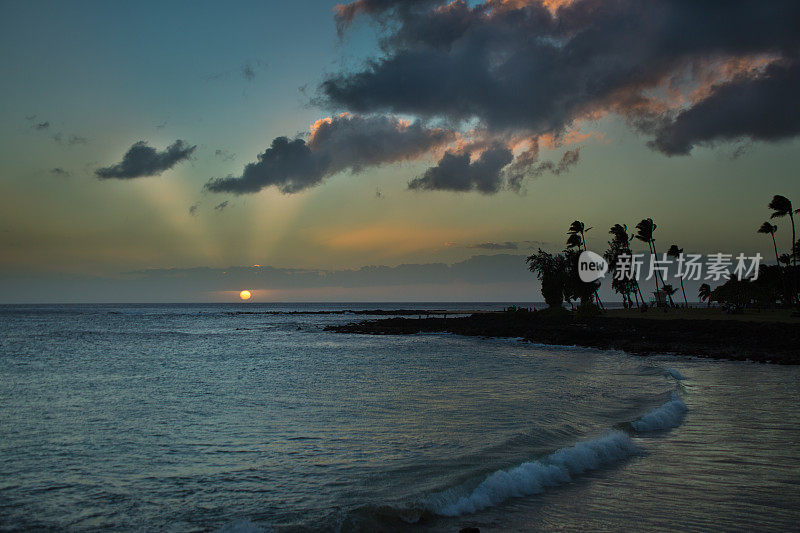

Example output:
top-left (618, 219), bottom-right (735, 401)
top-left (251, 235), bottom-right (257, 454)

top-left (333, 0), bottom-right (440, 34)
top-left (408, 143), bottom-right (513, 193)
top-left (95, 140), bottom-right (196, 180)
top-left (206, 61), bottom-right (265, 82)
top-left (242, 63), bottom-right (255, 81)
top-left (128, 253), bottom-right (533, 290)
top-left (215, 149), bottom-right (236, 161)
top-left (34, 121), bottom-right (49, 130)
top-left (326, 0), bottom-right (800, 155)
top-left (466, 241), bottom-right (518, 250)
top-left (214, 200), bottom-right (229, 211)
top-left (455, 239), bottom-right (545, 250)
top-left (205, 114), bottom-right (454, 194)
top-left (649, 61), bottom-right (800, 155)
top-left (53, 133), bottom-right (88, 146)
top-left (189, 203), bottom-right (200, 216)
top-left (50, 168), bottom-right (70, 177)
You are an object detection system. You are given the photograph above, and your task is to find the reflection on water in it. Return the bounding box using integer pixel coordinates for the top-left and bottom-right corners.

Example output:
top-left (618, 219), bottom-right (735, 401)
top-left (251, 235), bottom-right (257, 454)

top-left (1, 304), bottom-right (798, 531)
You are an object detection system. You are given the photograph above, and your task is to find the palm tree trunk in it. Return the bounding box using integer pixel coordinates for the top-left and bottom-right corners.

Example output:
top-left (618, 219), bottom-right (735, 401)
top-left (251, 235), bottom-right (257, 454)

top-left (791, 212), bottom-right (798, 307)
top-left (635, 280), bottom-right (645, 307)
top-left (650, 241), bottom-right (673, 307)
top-left (679, 278), bottom-right (688, 308)
top-left (772, 232), bottom-right (791, 308)
top-left (582, 231), bottom-right (605, 310)
top-left (648, 240), bottom-right (662, 305)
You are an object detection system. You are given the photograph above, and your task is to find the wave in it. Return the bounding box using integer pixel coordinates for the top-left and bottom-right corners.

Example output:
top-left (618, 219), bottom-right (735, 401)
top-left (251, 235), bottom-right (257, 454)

top-left (425, 391), bottom-right (688, 517)
top-left (666, 368), bottom-right (685, 380)
top-left (426, 431), bottom-right (637, 516)
top-left (630, 392), bottom-right (686, 432)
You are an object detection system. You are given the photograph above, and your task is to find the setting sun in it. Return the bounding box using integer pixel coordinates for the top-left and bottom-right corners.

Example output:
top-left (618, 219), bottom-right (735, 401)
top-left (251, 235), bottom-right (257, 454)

top-left (239, 290), bottom-right (252, 301)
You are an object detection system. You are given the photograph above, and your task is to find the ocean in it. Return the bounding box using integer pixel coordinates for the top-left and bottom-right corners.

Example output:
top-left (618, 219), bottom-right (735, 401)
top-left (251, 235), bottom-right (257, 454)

top-left (1, 303), bottom-right (799, 531)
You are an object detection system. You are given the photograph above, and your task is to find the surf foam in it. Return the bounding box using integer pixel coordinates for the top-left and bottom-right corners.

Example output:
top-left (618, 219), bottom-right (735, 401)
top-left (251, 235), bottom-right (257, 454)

top-left (429, 431), bottom-right (637, 516)
top-left (631, 392), bottom-right (686, 432)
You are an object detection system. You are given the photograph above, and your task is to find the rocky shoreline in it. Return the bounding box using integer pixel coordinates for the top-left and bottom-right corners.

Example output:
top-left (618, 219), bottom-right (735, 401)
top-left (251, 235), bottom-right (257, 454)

top-left (325, 311), bottom-right (800, 364)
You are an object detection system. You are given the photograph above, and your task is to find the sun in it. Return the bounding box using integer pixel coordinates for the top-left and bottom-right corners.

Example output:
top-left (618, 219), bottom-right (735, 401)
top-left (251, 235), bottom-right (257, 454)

top-left (239, 290), bottom-right (252, 301)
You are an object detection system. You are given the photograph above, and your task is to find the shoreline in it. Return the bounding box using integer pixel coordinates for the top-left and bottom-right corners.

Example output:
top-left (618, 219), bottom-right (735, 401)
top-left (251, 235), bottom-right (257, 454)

top-left (326, 310), bottom-right (800, 364)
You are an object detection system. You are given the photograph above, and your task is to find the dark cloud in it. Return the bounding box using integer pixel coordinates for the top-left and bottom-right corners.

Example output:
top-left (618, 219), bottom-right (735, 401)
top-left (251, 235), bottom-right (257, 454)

top-left (408, 143), bottom-right (513, 193)
top-left (649, 61), bottom-right (800, 155)
top-left (95, 140), bottom-right (196, 180)
top-left (205, 114), bottom-right (454, 194)
top-left (326, 0), bottom-right (800, 155)
top-left (555, 147), bottom-right (581, 175)
top-left (214, 201), bottom-right (229, 211)
top-left (50, 167), bottom-right (70, 177)
top-left (189, 203), bottom-right (200, 216)
top-left (34, 121), bottom-right (49, 130)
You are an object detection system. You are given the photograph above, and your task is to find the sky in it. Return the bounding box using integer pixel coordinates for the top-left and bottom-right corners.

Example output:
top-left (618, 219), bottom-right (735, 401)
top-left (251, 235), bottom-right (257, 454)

top-left (1, 0), bottom-right (799, 303)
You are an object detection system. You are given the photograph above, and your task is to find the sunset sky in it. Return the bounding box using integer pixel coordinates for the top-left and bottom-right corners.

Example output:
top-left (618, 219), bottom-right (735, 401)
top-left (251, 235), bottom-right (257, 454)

top-left (2, 0), bottom-right (799, 302)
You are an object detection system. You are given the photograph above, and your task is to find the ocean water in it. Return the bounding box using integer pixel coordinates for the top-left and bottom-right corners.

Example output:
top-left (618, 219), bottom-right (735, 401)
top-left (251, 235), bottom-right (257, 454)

top-left (1, 304), bottom-right (799, 531)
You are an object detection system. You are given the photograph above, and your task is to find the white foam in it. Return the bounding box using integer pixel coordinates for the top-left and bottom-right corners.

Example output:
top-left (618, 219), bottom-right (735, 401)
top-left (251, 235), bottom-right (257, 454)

top-left (631, 392), bottom-right (686, 432)
top-left (429, 431), bottom-right (637, 516)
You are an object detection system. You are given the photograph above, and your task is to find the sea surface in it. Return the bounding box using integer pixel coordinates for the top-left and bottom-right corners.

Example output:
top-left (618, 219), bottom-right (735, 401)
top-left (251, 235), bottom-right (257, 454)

top-left (1, 303), bottom-right (799, 531)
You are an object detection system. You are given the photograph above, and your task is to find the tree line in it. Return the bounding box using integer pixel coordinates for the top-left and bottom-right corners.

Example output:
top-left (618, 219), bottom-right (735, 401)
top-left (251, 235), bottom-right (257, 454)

top-left (526, 194), bottom-right (799, 312)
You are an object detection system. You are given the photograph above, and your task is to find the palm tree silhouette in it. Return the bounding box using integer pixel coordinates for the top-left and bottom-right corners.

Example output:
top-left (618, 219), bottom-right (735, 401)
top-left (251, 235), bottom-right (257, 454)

top-left (566, 220), bottom-right (604, 309)
top-left (758, 221), bottom-right (790, 307)
top-left (662, 284), bottom-right (678, 305)
top-left (769, 195), bottom-right (798, 306)
top-left (635, 218), bottom-right (667, 306)
top-left (667, 244), bottom-right (688, 308)
top-left (758, 222), bottom-right (781, 265)
top-left (698, 283), bottom-right (712, 307)
top-left (607, 223), bottom-right (645, 308)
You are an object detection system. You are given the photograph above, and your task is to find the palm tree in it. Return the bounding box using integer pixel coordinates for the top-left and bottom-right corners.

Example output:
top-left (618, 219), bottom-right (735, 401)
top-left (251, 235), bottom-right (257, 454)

top-left (769, 195), bottom-right (798, 306)
top-left (667, 244), bottom-right (688, 308)
top-left (769, 195), bottom-right (797, 265)
top-left (698, 283), bottom-right (712, 307)
top-left (662, 284), bottom-right (678, 305)
top-left (527, 249), bottom-right (569, 308)
top-left (635, 218), bottom-right (667, 306)
top-left (758, 222), bottom-right (780, 265)
top-left (566, 220), bottom-right (592, 251)
top-left (567, 220), bottom-right (604, 310)
top-left (606, 223), bottom-right (644, 308)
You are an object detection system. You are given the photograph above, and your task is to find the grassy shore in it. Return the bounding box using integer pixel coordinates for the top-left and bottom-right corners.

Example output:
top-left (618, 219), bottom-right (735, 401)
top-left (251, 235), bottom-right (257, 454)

top-left (327, 308), bottom-right (800, 364)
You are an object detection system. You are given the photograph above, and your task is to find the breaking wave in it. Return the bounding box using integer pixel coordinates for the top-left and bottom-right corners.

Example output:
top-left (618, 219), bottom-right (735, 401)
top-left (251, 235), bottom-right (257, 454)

top-left (426, 391), bottom-right (688, 517)
top-left (427, 431), bottom-right (637, 516)
top-left (630, 393), bottom-right (687, 432)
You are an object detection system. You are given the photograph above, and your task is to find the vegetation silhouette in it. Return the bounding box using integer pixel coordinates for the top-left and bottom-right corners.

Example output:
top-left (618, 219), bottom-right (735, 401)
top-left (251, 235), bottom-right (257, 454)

top-left (667, 245), bottom-right (688, 307)
top-left (525, 194), bottom-right (800, 314)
